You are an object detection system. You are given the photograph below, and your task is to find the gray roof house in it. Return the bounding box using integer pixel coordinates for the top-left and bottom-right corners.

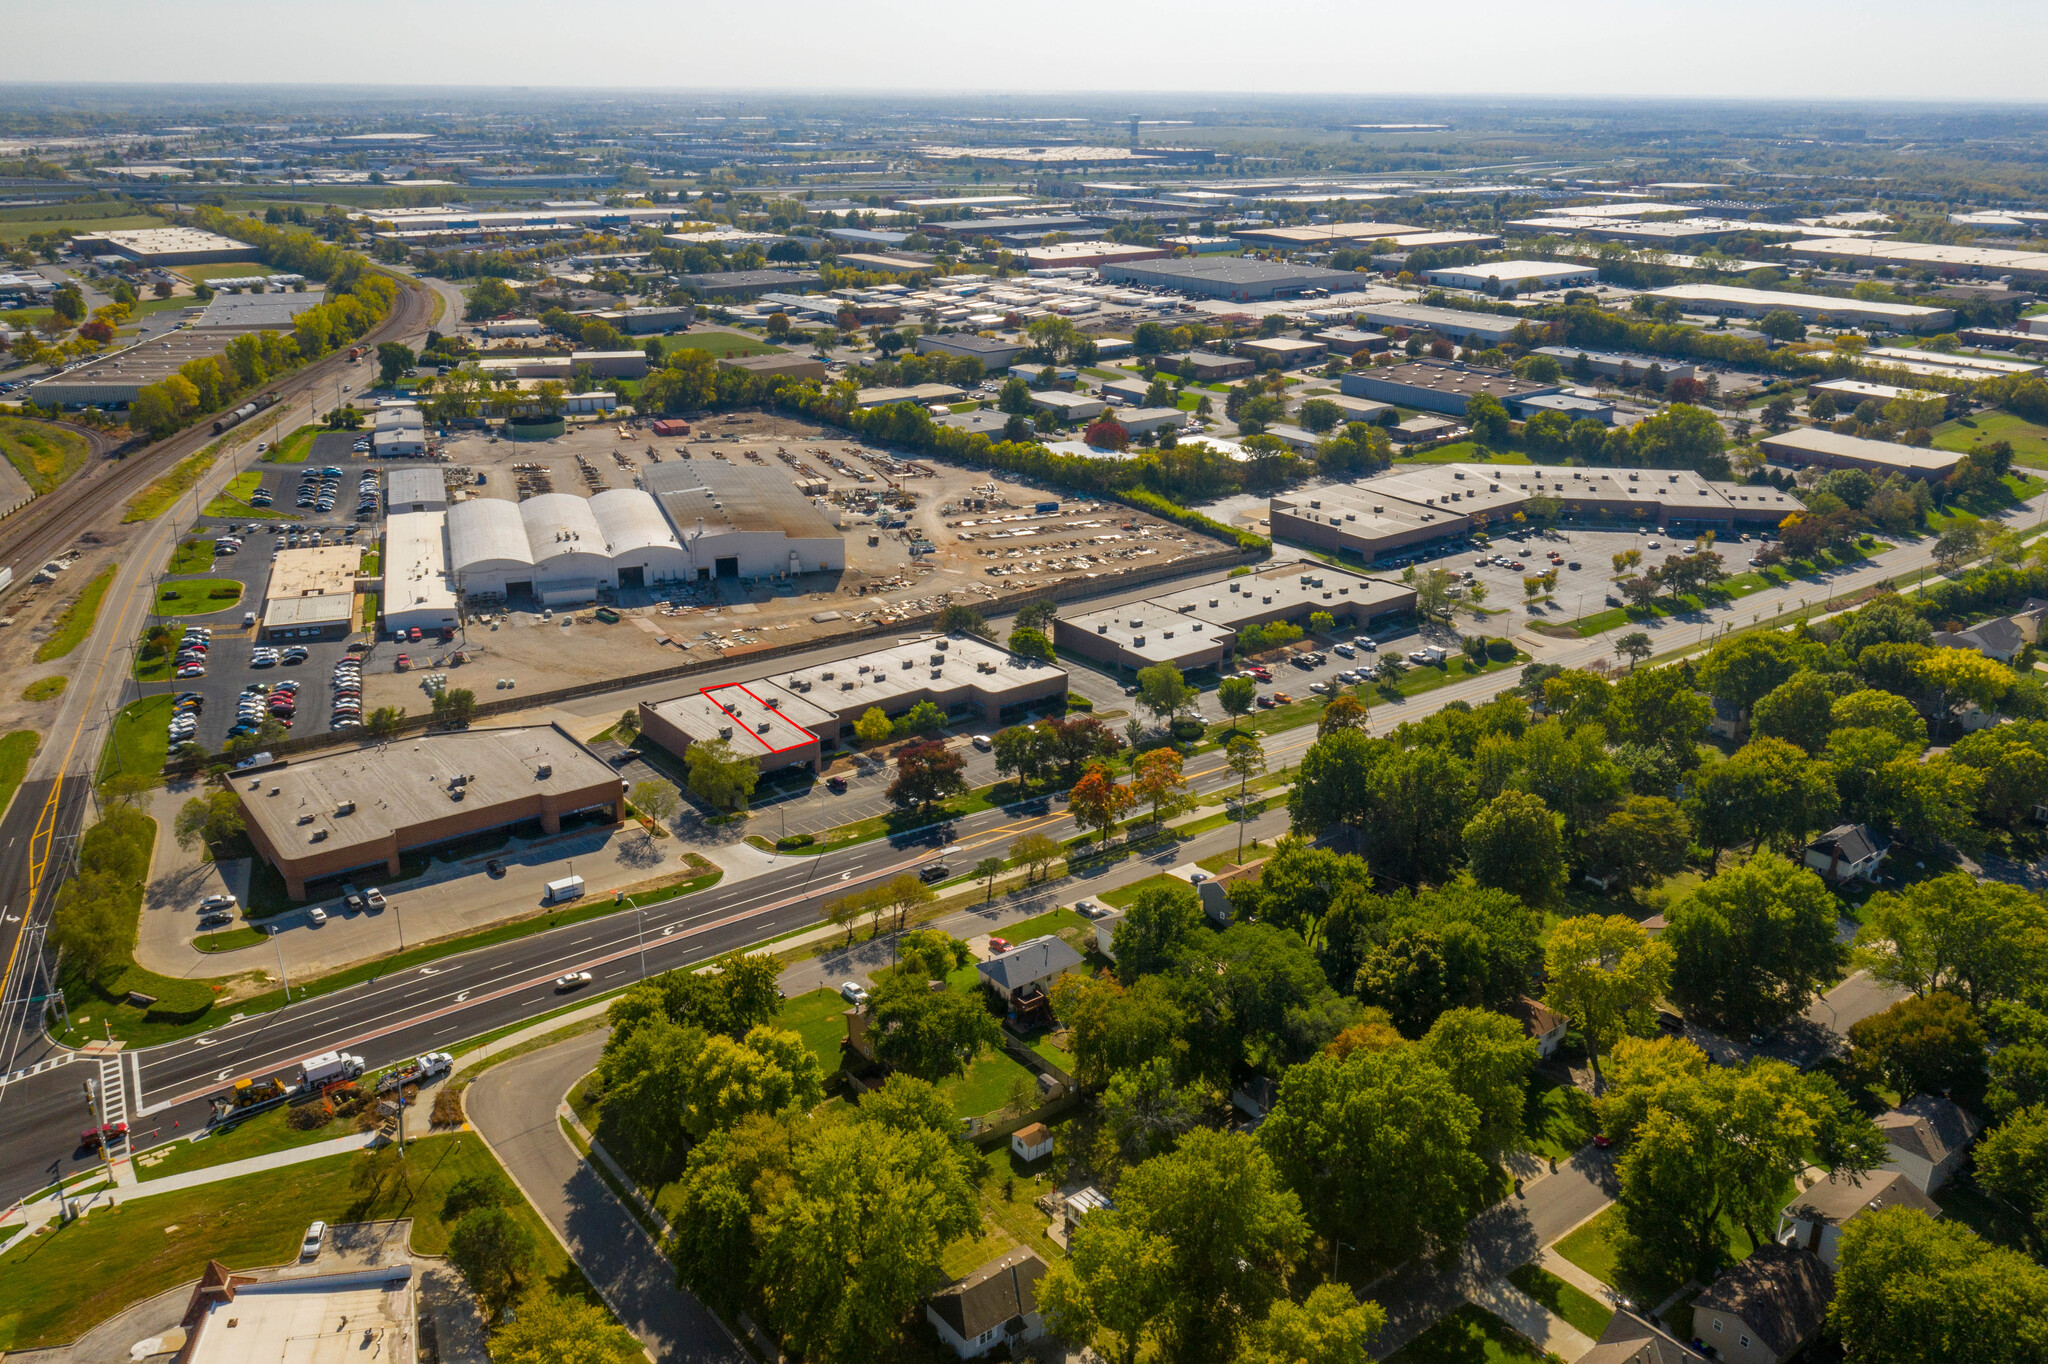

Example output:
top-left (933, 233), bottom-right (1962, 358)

top-left (926, 1249), bottom-right (1048, 1359)
top-left (1777, 1169), bottom-right (1939, 1267)
top-left (1691, 1245), bottom-right (1835, 1364)
top-left (1932, 598), bottom-right (2048, 663)
top-left (976, 934), bottom-right (1084, 1002)
top-left (1580, 1310), bottom-right (1710, 1364)
top-left (1803, 823), bottom-right (1888, 884)
top-left (1876, 1094), bottom-right (1983, 1193)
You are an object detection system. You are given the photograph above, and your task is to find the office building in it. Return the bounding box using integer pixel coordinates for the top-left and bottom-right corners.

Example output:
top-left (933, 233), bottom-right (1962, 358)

top-left (1646, 284), bottom-right (1954, 332)
top-left (1158, 350), bottom-right (1254, 381)
top-left (239, 724), bottom-right (622, 899)
top-left (681, 269), bottom-right (818, 300)
top-left (259, 546), bottom-right (361, 642)
top-left (1272, 464), bottom-right (1803, 564)
top-left (1758, 427), bottom-right (1964, 482)
top-left (1238, 336), bottom-right (1328, 368)
top-left (1054, 564), bottom-right (1414, 672)
top-left (1341, 360), bottom-right (1559, 417)
top-left (638, 634), bottom-right (1066, 774)
top-left (1018, 241), bottom-right (1169, 271)
top-left (1097, 256), bottom-right (1360, 302)
top-left (1422, 259), bottom-right (1598, 291)
top-left (1533, 347), bottom-right (1696, 383)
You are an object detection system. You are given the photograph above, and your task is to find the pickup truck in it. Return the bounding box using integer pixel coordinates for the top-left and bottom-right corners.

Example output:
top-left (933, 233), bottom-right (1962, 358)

top-left (377, 1051), bottom-right (454, 1094)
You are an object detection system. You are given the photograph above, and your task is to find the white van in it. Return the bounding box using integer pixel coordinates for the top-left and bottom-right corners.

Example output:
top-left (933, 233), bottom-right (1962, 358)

top-left (544, 875), bottom-right (586, 904)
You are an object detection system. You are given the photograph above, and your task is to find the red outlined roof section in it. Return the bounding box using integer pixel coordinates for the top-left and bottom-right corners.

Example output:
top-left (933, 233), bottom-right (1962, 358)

top-left (700, 683), bottom-right (817, 754)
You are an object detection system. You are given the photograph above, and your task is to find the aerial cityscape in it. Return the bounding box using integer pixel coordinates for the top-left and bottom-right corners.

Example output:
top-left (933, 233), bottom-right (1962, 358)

top-left (1, 12), bottom-right (2046, 1364)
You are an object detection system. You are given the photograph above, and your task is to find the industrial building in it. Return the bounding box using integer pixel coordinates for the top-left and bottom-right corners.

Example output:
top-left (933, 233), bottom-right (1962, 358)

top-left (856, 382), bottom-right (969, 408)
top-left (259, 546), bottom-right (362, 642)
top-left (640, 459), bottom-right (846, 580)
top-left (1810, 378), bottom-right (1911, 409)
top-left (1422, 260), bottom-right (1599, 292)
top-left (915, 333), bottom-right (1029, 371)
top-left (1158, 350), bottom-right (1254, 381)
top-left (373, 406), bottom-right (427, 456)
top-left (1272, 464), bottom-right (1805, 564)
top-left (379, 511), bottom-right (460, 638)
top-left (573, 349), bottom-right (649, 379)
top-left (1758, 427), bottom-right (1964, 482)
top-left (71, 226), bottom-right (259, 265)
top-left (1341, 360), bottom-right (1560, 417)
top-left (1772, 237), bottom-right (2048, 284)
top-left (719, 353), bottom-right (828, 382)
top-left (1097, 256), bottom-right (1360, 302)
top-left (585, 304), bottom-right (700, 333)
top-left (1356, 302), bottom-right (1528, 346)
top-left (1230, 221), bottom-right (1424, 249)
top-left (238, 724), bottom-right (622, 899)
top-left (678, 269), bottom-right (819, 300)
top-left (170, 1261), bottom-right (419, 1364)
top-left (1314, 327), bottom-right (1389, 356)
top-left (1645, 284), bottom-right (1954, 333)
top-left (637, 634), bottom-right (1066, 774)
top-left (1238, 336), bottom-right (1329, 368)
top-left (1055, 564), bottom-right (1415, 673)
top-left (1532, 347), bottom-right (1696, 384)
top-left (386, 467), bottom-right (449, 514)
top-left (28, 289), bottom-right (327, 406)
top-left (1018, 241), bottom-right (1170, 271)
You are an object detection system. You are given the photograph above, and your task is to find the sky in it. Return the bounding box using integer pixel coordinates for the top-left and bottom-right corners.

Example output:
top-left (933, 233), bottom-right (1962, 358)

top-left (3, 0), bottom-right (2046, 104)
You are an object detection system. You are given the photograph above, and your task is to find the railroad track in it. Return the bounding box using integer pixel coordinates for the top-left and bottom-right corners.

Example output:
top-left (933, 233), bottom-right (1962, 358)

top-left (0, 271), bottom-right (432, 597)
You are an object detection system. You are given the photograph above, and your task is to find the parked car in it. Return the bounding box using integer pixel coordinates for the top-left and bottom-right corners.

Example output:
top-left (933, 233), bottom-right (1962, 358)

top-left (300, 1221), bottom-right (326, 1260)
top-left (308, 907), bottom-right (328, 925)
top-left (839, 980), bottom-right (869, 1005)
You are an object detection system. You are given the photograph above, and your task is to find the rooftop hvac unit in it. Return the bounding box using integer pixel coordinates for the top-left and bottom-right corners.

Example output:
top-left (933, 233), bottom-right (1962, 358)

top-left (536, 764), bottom-right (552, 779)
top-left (821, 670), bottom-right (834, 680)
top-left (1262, 595), bottom-right (1273, 604)
top-left (335, 801), bottom-right (355, 816)
top-left (1309, 499), bottom-right (1321, 509)
top-left (901, 658), bottom-right (914, 670)
top-left (930, 653), bottom-right (944, 665)
top-left (1373, 505), bottom-right (1384, 513)
top-left (1229, 582), bottom-right (1240, 593)
top-left (857, 664), bottom-right (869, 674)
top-left (842, 680), bottom-right (856, 690)
top-left (931, 669), bottom-right (943, 679)
top-left (719, 725), bottom-right (734, 739)
top-left (311, 829), bottom-right (328, 842)
top-left (757, 721), bottom-right (772, 733)
top-left (765, 697), bottom-right (781, 709)
top-left (1347, 512), bottom-right (1357, 521)
top-left (1133, 635), bottom-right (1146, 647)
top-left (1208, 598), bottom-right (1219, 607)
top-left (1163, 630), bottom-right (1175, 639)
top-left (935, 640), bottom-right (949, 650)
top-left (1097, 623), bottom-right (1109, 633)
top-left (450, 788), bottom-right (466, 802)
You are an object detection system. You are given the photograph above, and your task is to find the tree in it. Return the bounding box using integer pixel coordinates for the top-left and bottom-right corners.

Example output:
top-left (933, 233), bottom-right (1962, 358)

top-left (853, 706), bottom-right (892, 746)
top-left (1688, 737), bottom-right (1838, 865)
top-left (1544, 914), bottom-right (1674, 1082)
top-left (1665, 853), bottom-right (1844, 1035)
top-left (1009, 830), bottom-right (1063, 882)
top-left (1461, 790), bottom-right (1565, 905)
top-left (1854, 873), bottom-right (2048, 1007)
top-left (1113, 883), bottom-right (1206, 982)
top-left (1605, 666), bottom-right (1711, 768)
top-left (172, 790), bottom-right (244, 853)
top-left (1042, 1129), bottom-right (1307, 1364)
top-left (1615, 631), bottom-right (1653, 670)
top-left (376, 341), bottom-right (414, 387)
top-left (991, 722), bottom-right (1056, 787)
top-left (866, 970), bottom-right (1000, 1080)
top-left (1976, 1103), bottom-right (2048, 1241)
top-left (997, 375), bottom-right (1032, 414)
top-left (1132, 748), bottom-right (1194, 827)
top-left (365, 705), bottom-right (405, 738)
top-left (1465, 391), bottom-right (1511, 445)
top-left (1096, 1056), bottom-right (1207, 1169)
top-left (1007, 625), bottom-right (1054, 664)
top-left (1917, 648), bottom-right (2016, 717)
top-left (1758, 309), bottom-right (1806, 342)
top-left (430, 686), bottom-right (476, 727)
top-left (684, 737), bottom-right (759, 812)
top-left (448, 1206), bottom-right (536, 1311)
top-left (1226, 734), bottom-right (1269, 861)
top-left (1588, 796), bottom-right (1692, 894)
top-left (1698, 633), bottom-right (1801, 718)
top-left (886, 738), bottom-right (965, 816)
top-left (899, 699), bottom-right (945, 736)
top-left (1219, 675), bottom-right (1257, 730)
top-left (489, 1291), bottom-right (646, 1364)
top-left (463, 276), bottom-right (521, 320)
top-left (1046, 714), bottom-right (1125, 779)
top-left (1243, 1284), bottom-right (1386, 1364)
top-left (682, 1025), bottom-right (827, 1139)
top-left (1258, 1044), bottom-right (1490, 1264)
top-left (972, 855), bottom-right (1005, 903)
top-left (1848, 993), bottom-right (1987, 1102)
top-left (1830, 1206), bottom-right (2048, 1364)
top-left (1419, 1007), bottom-right (1539, 1159)
top-left (1751, 670), bottom-right (1842, 754)
top-left (1070, 763), bottom-right (1135, 847)
top-left (1136, 662), bottom-right (1194, 729)
top-left (629, 778), bottom-right (680, 827)
top-left (937, 603), bottom-right (994, 640)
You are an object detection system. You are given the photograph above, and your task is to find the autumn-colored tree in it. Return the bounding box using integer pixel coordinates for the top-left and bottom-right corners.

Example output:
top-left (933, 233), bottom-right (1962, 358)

top-left (1070, 763), bottom-right (1135, 847)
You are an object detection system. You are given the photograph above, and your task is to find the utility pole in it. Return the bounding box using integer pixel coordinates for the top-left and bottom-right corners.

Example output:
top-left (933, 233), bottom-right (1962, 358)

top-left (270, 924), bottom-right (289, 1000)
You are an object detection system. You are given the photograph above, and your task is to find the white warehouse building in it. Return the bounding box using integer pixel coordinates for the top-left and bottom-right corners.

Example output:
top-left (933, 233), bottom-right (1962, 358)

top-left (642, 461), bottom-right (846, 580)
top-left (380, 511), bottom-right (461, 637)
top-left (444, 487), bottom-right (718, 605)
top-left (589, 487), bottom-right (690, 588)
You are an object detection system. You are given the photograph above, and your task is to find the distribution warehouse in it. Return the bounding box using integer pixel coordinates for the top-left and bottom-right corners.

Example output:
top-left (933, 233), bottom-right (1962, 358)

top-left (1273, 465), bottom-right (1806, 563)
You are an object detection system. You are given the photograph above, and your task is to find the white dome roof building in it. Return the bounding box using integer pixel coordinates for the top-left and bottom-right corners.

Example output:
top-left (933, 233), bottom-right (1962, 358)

top-left (446, 497), bottom-right (535, 600)
top-left (590, 488), bottom-right (690, 588)
top-left (519, 493), bottom-right (614, 605)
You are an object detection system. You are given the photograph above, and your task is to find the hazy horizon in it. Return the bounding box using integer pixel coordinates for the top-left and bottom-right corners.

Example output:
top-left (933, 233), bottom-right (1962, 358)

top-left (3, 0), bottom-right (2046, 105)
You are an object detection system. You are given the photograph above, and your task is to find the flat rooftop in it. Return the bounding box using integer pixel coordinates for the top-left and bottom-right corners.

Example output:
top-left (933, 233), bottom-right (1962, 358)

top-left (1760, 426), bottom-right (1964, 473)
top-left (1061, 598), bottom-right (1233, 666)
top-left (76, 226), bottom-right (256, 258)
top-left (1648, 283), bottom-right (1951, 321)
top-left (1100, 257), bottom-right (1360, 289)
top-left (238, 725), bottom-right (619, 863)
top-left (1144, 565), bottom-right (1412, 630)
top-left (775, 632), bottom-right (1063, 713)
top-left (199, 288), bottom-right (328, 329)
top-left (382, 511), bottom-right (457, 617)
top-left (640, 459), bottom-right (841, 542)
top-left (266, 545), bottom-right (360, 602)
top-left (1431, 259), bottom-right (1595, 282)
top-left (658, 681), bottom-right (836, 753)
top-left (189, 1278), bottom-right (412, 1364)
top-left (1359, 359), bottom-right (1554, 401)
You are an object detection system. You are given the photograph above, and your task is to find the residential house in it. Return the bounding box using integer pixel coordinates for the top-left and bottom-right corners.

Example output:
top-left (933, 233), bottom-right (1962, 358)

top-left (1093, 909), bottom-right (1123, 963)
top-left (925, 1250), bottom-right (1048, 1360)
top-left (1232, 1074), bottom-right (1281, 1121)
top-left (977, 934), bottom-right (1084, 1008)
top-left (1510, 996), bottom-right (1569, 1058)
top-left (1931, 598), bottom-right (2048, 662)
top-left (1580, 1310), bottom-right (1710, 1364)
top-left (1803, 823), bottom-right (1889, 884)
top-left (1876, 1094), bottom-right (1982, 1193)
top-left (1011, 1122), bottom-right (1054, 1163)
top-left (1777, 1169), bottom-right (1939, 1267)
top-left (1691, 1245), bottom-right (1835, 1364)
top-left (1195, 856), bottom-right (1268, 926)
top-left (1706, 696), bottom-right (1746, 742)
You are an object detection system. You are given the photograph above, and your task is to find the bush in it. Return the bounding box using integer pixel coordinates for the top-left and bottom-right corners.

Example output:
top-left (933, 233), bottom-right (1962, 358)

top-left (1067, 694), bottom-right (1094, 712)
top-left (1169, 715), bottom-right (1206, 742)
top-left (1485, 638), bottom-right (1515, 662)
top-left (777, 833), bottom-right (816, 851)
top-left (286, 1100), bottom-right (334, 1131)
top-left (432, 1082), bottom-right (467, 1128)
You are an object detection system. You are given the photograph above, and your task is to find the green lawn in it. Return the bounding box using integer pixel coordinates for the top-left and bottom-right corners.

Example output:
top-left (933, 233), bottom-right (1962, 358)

top-left (1522, 1074), bottom-right (1597, 1162)
top-left (1385, 1304), bottom-right (1544, 1364)
top-left (1933, 410), bottom-right (2048, 469)
top-left (0, 1135), bottom-right (585, 1352)
top-left (0, 731), bottom-right (38, 819)
top-left (0, 415), bottom-right (90, 495)
top-left (995, 906), bottom-right (1093, 941)
top-left (35, 564), bottom-right (115, 662)
top-left (775, 987), bottom-right (853, 1073)
top-left (1394, 442), bottom-right (1535, 467)
top-left (654, 329), bottom-right (786, 359)
top-left (1098, 874), bottom-right (1183, 910)
top-left (1553, 1205), bottom-right (1626, 1287)
top-left (203, 470), bottom-right (290, 520)
top-left (125, 439), bottom-right (224, 523)
top-left (135, 1098), bottom-right (362, 1182)
top-left (936, 1047), bottom-right (1038, 1122)
top-left (19, 676), bottom-right (64, 702)
top-left (152, 577), bottom-right (243, 616)
top-left (165, 538), bottom-right (216, 575)
top-left (175, 262), bottom-right (286, 283)
top-left (0, 209), bottom-right (164, 244)
top-left (193, 926), bottom-right (268, 953)
top-left (97, 694), bottom-right (171, 788)
top-left (1508, 1263), bottom-right (1614, 1341)
top-left (258, 423), bottom-right (321, 464)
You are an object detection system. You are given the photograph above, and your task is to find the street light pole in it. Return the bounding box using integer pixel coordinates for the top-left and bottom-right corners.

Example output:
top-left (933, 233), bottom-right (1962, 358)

top-left (271, 924), bottom-right (289, 1000)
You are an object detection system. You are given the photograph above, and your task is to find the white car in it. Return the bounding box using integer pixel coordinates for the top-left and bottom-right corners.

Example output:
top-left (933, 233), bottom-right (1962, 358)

top-left (1309, 681), bottom-right (1329, 694)
top-left (308, 907), bottom-right (328, 925)
top-left (554, 971), bottom-right (593, 991)
top-left (301, 1220), bottom-right (326, 1260)
top-left (840, 980), bottom-right (870, 1005)
top-left (971, 734), bottom-right (992, 751)
top-left (198, 893), bottom-right (238, 913)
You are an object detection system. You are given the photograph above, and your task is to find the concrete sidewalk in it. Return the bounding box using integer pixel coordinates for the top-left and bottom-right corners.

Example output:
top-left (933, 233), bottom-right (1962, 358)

top-left (1466, 1276), bottom-right (1597, 1362)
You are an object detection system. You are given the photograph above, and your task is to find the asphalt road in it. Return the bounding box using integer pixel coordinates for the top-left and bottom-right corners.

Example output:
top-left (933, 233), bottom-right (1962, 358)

top-left (467, 1030), bottom-right (744, 1364)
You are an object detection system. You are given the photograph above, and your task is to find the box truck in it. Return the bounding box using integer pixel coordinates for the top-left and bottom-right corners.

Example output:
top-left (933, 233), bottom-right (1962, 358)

top-left (299, 1051), bottom-right (366, 1087)
top-left (545, 875), bottom-right (586, 904)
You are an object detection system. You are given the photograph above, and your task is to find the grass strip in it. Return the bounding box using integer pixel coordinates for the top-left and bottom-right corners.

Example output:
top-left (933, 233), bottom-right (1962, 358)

top-left (151, 576), bottom-right (243, 616)
top-left (0, 731), bottom-right (38, 819)
top-left (124, 436), bottom-right (227, 524)
top-left (258, 423), bottom-right (320, 464)
top-left (1507, 1263), bottom-right (1614, 1340)
top-left (0, 415), bottom-right (90, 494)
top-left (34, 564), bottom-right (115, 661)
top-left (19, 676), bottom-right (64, 702)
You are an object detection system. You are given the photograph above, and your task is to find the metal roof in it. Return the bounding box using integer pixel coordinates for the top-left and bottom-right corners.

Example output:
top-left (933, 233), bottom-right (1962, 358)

top-left (446, 497), bottom-right (533, 574)
top-left (641, 460), bottom-right (841, 542)
top-left (518, 493), bottom-right (607, 570)
top-left (588, 488), bottom-right (682, 558)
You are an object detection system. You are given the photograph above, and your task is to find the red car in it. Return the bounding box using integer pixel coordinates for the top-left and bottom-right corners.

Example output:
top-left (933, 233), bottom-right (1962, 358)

top-left (1592, 1133), bottom-right (1614, 1150)
top-left (80, 1121), bottom-right (129, 1151)
top-left (826, 775), bottom-right (847, 792)
top-left (395, 653), bottom-right (410, 671)
top-left (988, 936), bottom-right (1012, 955)
top-left (1250, 666), bottom-right (1273, 682)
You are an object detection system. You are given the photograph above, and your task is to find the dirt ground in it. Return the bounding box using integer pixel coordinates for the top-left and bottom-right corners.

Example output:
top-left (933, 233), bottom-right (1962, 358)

top-left (361, 410), bottom-right (1216, 708)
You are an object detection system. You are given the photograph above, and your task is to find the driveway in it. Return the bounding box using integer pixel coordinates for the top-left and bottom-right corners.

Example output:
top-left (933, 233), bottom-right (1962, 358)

top-left (466, 1031), bottom-right (744, 1364)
